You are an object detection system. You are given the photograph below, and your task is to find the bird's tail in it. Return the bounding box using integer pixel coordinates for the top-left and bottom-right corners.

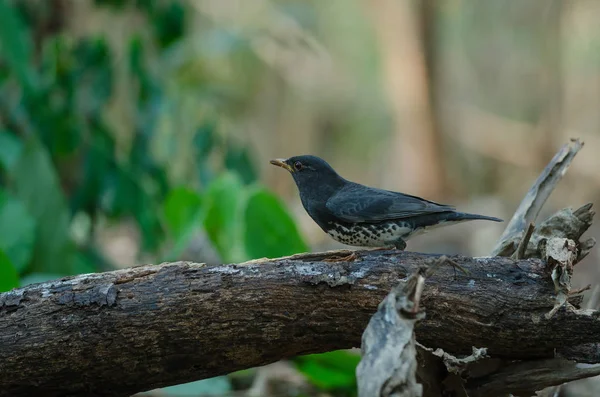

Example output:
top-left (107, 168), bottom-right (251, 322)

top-left (453, 212), bottom-right (503, 223)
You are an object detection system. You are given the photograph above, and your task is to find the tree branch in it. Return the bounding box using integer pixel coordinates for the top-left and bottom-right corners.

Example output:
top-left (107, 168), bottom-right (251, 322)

top-left (1, 245), bottom-right (599, 397)
top-left (492, 138), bottom-right (584, 256)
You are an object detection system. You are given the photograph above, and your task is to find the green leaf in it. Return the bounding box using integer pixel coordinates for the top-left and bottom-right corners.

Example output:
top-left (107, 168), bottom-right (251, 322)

top-left (294, 351), bottom-right (360, 392)
top-left (163, 187), bottom-right (203, 236)
top-left (0, 189), bottom-right (36, 273)
top-left (72, 251), bottom-right (98, 275)
top-left (0, 250), bottom-right (19, 292)
top-left (203, 173), bottom-right (246, 263)
top-left (224, 144), bottom-right (257, 185)
top-left (69, 120), bottom-right (116, 215)
top-left (11, 138), bottom-right (75, 274)
top-left (0, 0), bottom-right (35, 91)
top-left (129, 36), bottom-right (159, 104)
top-left (76, 246), bottom-right (113, 273)
top-left (149, 2), bottom-right (185, 49)
top-left (162, 187), bottom-right (204, 260)
top-left (136, 190), bottom-right (165, 253)
top-left (0, 131), bottom-right (23, 171)
top-left (194, 122), bottom-right (218, 186)
top-left (243, 188), bottom-right (308, 259)
top-left (107, 162), bottom-right (165, 253)
top-left (73, 37), bottom-right (114, 112)
top-left (194, 123), bottom-right (216, 159)
top-left (117, 130), bottom-right (168, 253)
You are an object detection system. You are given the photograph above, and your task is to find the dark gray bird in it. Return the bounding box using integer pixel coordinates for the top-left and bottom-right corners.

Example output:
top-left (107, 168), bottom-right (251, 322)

top-left (270, 155), bottom-right (502, 250)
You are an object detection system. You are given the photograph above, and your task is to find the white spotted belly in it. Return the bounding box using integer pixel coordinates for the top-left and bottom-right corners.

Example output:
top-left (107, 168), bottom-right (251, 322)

top-left (325, 220), bottom-right (463, 247)
top-left (325, 221), bottom-right (412, 247)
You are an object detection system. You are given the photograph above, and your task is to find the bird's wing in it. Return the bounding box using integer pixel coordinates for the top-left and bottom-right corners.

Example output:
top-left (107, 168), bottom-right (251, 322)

top-left (325, 183), bottom-right (455, 223)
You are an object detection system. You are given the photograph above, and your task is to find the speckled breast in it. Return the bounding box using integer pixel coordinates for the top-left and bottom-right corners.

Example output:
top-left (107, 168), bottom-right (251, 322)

top-left (325, 221), bottom-right (413, 247)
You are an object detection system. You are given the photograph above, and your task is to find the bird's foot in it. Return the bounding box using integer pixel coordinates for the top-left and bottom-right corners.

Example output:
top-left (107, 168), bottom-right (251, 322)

top-left (427, 255), bottom-right (470, 279)
top-left (324, 251), bottom-right (358, 262)
top-left (367, 247), bottom-right (392, 252)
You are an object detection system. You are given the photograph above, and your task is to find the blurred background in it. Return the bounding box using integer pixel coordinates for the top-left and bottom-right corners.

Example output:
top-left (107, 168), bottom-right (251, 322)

top-left (1, 0), bottom-right (600, 396)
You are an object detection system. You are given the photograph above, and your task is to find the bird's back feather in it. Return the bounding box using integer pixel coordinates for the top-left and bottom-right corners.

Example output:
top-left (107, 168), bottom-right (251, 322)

top-left (325, 182), bottom-right (456, 223)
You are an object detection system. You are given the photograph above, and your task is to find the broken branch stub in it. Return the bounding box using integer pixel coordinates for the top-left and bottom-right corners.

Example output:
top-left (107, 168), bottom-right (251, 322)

top-left (492, 138), bottom-right (584, 257)
top-left (356, 270), bottom-right (426, 397)
top-left (527, 204), bottom-right (595, 261)
top-left (495, 203), bottom-right (595, 267)
top-left (512, 221), bottom-right (535, 260)
top-left (545, 237), bottom-right (578, 319)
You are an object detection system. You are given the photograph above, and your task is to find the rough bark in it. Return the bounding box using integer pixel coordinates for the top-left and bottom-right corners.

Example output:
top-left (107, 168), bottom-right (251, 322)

top-left (356, 266), bottom-right (426, 397)
top-left (0, 245), bottom-right (599, 397)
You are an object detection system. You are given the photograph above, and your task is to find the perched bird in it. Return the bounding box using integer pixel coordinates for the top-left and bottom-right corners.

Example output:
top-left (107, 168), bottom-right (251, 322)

top-left (270, 155), bottom-right (502, 250)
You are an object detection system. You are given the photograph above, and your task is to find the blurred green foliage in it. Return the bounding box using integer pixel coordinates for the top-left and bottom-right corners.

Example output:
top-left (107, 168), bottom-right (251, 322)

top-left (294, 351), bottom-right (361, 395)
top-left (0, 0), bottom-right (359, 395)
top-left (0, 0), bottom-right (307, 286)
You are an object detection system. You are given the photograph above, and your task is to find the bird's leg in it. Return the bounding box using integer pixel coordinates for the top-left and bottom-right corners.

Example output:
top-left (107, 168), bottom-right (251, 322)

top-left (392, 238), bottom-right (407, 251)
top-left (427, 255), bottom-right (470, 280)
top-left (324, 251), bottom-right (358, 262)
top-left (366, 247), bottom-right (392, 252)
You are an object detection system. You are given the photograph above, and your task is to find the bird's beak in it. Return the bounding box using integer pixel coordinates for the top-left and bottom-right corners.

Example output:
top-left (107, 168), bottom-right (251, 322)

top-left (270, 158), bottom-right (293, 173)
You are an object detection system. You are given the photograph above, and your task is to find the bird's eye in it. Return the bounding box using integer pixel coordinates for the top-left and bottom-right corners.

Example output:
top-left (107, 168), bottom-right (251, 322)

top-left (294, 161), bottom-right (303, 171)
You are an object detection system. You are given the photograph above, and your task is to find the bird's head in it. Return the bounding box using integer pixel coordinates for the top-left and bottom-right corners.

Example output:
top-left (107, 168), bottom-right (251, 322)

top-left (270, 155), bottom-right (344, 191)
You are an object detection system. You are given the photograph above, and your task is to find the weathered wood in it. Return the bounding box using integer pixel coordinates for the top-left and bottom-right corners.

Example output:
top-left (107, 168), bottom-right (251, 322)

top-left (466, 358), bottom-right (600, 397)
top-left (492, 138), bottom-right (584, 256)
top-left (357, 267), bottom-right (425, 397)
top-left (1, 248), bottom-right (599, 397)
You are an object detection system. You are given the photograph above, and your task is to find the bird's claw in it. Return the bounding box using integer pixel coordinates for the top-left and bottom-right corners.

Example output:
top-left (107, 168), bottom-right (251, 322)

top-left (324, 252), bottom-right (358, 262)
top-left (368, 247), bottom-right (392, 252)
top-left (427, 255), bottom-right (470, 279)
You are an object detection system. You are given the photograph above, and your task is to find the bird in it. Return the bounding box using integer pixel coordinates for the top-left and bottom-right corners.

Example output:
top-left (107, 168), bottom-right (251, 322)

top-left (270, 155), bottom-right (502, 251)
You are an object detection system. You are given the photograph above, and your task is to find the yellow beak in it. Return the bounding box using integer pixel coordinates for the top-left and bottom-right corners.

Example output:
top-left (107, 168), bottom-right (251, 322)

top-left (270, 158), bottom-right (294, 172)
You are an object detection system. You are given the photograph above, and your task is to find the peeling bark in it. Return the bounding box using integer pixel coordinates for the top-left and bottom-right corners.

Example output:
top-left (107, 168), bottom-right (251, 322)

top-left (356, 268), bottom-right (426, 397)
